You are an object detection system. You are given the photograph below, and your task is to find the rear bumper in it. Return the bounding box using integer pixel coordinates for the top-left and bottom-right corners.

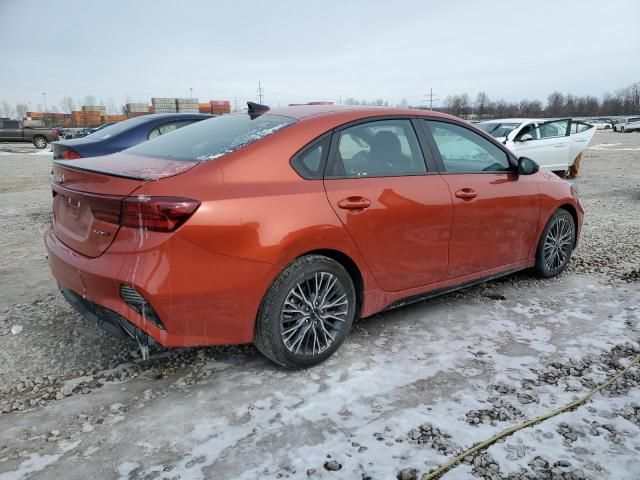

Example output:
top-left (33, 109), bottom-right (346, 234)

top-left (60, 287), bottom-right (157, 345)
top-left (46, 225), bottom-right (275, 347)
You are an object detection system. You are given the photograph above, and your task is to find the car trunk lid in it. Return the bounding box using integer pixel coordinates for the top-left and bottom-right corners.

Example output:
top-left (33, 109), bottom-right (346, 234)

top-left (51, 153), bottom-right (197, 257)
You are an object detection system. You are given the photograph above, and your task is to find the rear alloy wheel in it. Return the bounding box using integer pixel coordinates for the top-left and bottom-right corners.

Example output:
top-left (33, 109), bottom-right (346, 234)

top-left (33, 136), bottom-right (47, 149)
top-left (254, 255), bottom-right (356, 369)
top-left (535, 209), bottom-right (575, 278)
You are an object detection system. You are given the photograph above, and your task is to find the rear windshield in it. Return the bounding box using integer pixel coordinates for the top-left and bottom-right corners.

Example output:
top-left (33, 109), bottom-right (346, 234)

top-left (126, 113), bottom-right (297, 162)
top-left (85, 116), bottom-right (149, 139)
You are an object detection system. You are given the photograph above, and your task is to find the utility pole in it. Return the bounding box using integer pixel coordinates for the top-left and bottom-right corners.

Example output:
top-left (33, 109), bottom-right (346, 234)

top-left (233, 96), bottom-right (238, 113)
top-left (257, 81), bottom-right (264, 104)
top-left (42, 92), bottom-right (47, 113)
top-left (424, 88), bottom-right (439, 110)
top-left (189, 87), bottom-right (193, 99)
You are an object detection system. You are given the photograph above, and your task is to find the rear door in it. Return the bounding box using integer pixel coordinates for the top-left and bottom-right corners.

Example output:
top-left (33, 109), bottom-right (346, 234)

top-left (323, 118), bottom-right (453, 292)
top-left (422, 120), bottom-right (540, 279)
top-left (569, 121), bottom-right (595, 163)
top-left (511, 119), bottom-right (571, 171)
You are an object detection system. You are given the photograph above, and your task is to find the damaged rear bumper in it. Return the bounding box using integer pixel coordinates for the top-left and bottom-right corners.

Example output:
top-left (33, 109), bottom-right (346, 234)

top-left (60, 287), bottom-right (157, 346)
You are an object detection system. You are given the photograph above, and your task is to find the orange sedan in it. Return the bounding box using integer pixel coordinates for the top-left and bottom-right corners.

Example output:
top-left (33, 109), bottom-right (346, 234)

top-left (46, 103), bottom-right (583, 368)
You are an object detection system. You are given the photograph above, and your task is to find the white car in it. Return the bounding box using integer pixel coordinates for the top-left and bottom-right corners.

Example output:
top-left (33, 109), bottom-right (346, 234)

top-left (614, 117), bottom-right (640, 133)
top-left (585, 118), bottom-right (613, 130)
top-left (478, 118), bottom-right (596, 174)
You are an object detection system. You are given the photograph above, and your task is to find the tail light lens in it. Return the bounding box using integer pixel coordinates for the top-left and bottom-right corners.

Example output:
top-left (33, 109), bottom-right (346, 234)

top-left (62, 148), bottom-right (82, 160)
top-left (121, 197), bottom-right (200, 232)
top-left (89, 195), bottom-right (200, 233)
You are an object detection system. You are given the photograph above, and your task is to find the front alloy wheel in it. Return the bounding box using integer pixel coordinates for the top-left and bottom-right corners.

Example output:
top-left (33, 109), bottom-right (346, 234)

top-left (254, 255), bottom-right (356, 369)
top-left (535, 209), bottom-right (575, 278)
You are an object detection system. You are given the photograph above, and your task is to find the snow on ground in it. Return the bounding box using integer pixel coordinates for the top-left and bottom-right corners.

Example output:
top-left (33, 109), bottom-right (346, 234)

top-left (0, 276), bottom-right (638, 479)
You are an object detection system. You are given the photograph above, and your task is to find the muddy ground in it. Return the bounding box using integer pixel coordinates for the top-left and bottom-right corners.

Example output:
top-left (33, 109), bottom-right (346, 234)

top-left (0, 131), bottom-right (638, 480)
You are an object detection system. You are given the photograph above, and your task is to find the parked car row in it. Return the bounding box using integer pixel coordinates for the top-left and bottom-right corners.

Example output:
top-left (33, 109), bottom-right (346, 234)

top-left (477, 118), bottom-right (596, 175)
top-left (46, 103), bottom-right (583, 368)
top-left (612, 117), bottom-right (640, 133)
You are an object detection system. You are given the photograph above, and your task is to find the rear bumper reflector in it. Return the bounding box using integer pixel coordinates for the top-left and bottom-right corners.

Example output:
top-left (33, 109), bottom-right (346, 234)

top-left (119, 285), bottom-right (165, 330)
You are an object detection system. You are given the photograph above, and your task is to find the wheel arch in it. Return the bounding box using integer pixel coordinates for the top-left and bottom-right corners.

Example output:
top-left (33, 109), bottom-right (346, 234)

top-left (557, 203), bottom-right (579, 247)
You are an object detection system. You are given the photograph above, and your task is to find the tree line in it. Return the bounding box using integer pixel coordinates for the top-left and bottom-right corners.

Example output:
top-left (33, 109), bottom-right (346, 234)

top-left (444, 81), bottom-right (640, 119)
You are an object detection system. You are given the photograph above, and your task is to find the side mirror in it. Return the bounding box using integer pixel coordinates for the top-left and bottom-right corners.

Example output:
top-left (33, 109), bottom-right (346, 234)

top-left (518, 156), bottom-right (539, 175)
top-left (518, 133), bottom-right (533, 142)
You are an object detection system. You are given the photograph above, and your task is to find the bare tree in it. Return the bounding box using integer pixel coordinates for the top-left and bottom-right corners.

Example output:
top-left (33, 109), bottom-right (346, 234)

top-left (106, 98), bottom-right (118, 114)
top-left (83, 95), bottom-right (97, 107)
top-left (475, 92), bottom-right (490, 118)
top-left (546, 91), bottom-right (565, 117)
top-left (16, 103), bottom-right (28, 119)
top-left (1, 101), bottom-right (15, 118)
top-left (60, 96), bottom-right (75, 113)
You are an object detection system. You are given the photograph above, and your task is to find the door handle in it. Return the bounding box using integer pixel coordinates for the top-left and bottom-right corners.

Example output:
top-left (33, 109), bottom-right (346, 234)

top-left (337, 196), bottom-right (372, 211)
top-left (455, 188), bottom-right (477, 200)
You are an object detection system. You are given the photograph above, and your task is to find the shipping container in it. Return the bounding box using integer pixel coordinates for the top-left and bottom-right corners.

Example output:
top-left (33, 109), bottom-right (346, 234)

top-left (82, 105), bottom-right (107, 112)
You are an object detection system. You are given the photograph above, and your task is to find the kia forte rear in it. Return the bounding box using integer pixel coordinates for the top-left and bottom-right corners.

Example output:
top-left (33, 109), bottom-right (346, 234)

top-left (46, 103), bottom-right (582, 368)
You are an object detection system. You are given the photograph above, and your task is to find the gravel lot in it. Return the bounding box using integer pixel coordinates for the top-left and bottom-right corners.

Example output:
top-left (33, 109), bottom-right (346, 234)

top-left (0, 131), bottom-right (638, 479)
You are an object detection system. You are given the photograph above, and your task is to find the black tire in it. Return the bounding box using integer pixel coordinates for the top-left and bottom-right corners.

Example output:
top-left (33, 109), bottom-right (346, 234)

top-left (534, 209), bottom-right (576, 278)
top-left (254, 255), bottom-right (356, 369)
top-left (552, 170), bottom-right (567, 178)
top-left (33, 136), bottom-right (47, 149)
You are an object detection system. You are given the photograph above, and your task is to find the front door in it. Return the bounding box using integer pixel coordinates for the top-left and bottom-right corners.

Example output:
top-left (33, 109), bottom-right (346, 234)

top-left (422, 120), bottom-right (540, 279)
top-left (324, 119), bottom-right (453, 293)
top-left (511, 119), bottom-right (571, 171)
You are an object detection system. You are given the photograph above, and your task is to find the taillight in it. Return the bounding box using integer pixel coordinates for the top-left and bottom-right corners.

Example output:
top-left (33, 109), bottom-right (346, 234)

top-left (88, 195), bottom-right (200, 233)
top-left (121, 197), bottom-right (200, 232)
top-left (62, 148), bottom-right (82, 160)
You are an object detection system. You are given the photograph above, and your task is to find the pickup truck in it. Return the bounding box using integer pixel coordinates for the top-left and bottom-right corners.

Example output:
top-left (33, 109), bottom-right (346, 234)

top-left (0, 119), bottom-right (60, 149)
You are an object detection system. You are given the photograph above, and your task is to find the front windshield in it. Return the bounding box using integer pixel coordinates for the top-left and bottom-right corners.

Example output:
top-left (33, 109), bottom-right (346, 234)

top-left (478, 122), bottom-right (522, 138)
top-left (126, 113), bottom-right (297, 162)
top-left (84, 116), bottom-right (150, 140)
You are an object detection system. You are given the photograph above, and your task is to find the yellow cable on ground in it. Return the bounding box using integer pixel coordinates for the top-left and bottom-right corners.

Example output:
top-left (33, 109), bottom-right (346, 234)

top-left (422, 354), bottom-right (640, 480)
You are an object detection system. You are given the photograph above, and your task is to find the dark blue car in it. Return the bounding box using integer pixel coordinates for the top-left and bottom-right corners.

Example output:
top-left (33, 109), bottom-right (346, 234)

top-left (52, 113), bottom-right (212, 160)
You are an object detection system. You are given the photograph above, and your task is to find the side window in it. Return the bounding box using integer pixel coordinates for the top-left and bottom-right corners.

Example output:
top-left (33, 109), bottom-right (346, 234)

top-left (290, 135), bottom-right (330, 179)
top-left (328, 119), bottom-right (426, 178)
top-left (148, 120), bottom-right (197, 139)
top-left (4, 121), bottom-right (19, 129)
top-left (570, 122), bottom-right (593, 134)
top-left (536, 120), bottom-right (569, 139)
top-left (425, 121), bottom-right (511, 173)
top-left (517, 123), bottom-right (540, 140)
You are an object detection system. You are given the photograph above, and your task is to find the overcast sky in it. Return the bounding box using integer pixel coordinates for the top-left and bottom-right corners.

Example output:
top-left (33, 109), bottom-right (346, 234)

top-left (1, 0), bottom-right (639, 110)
